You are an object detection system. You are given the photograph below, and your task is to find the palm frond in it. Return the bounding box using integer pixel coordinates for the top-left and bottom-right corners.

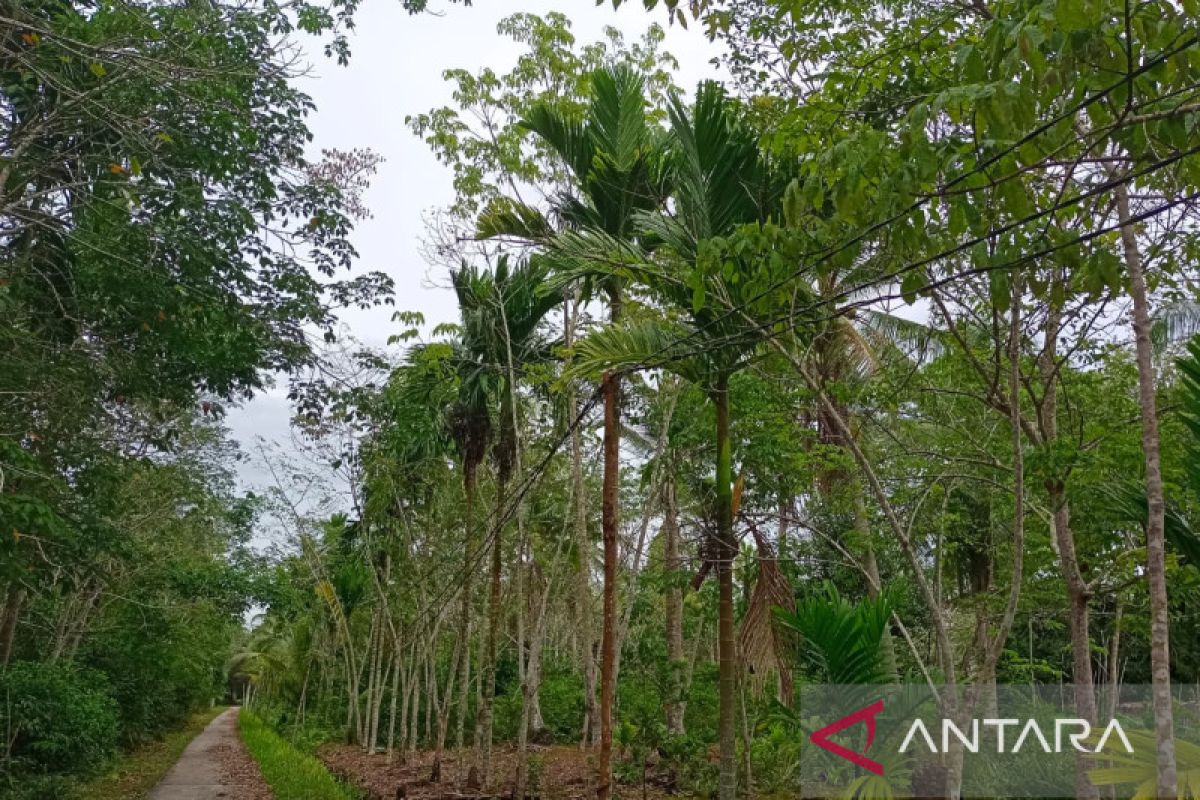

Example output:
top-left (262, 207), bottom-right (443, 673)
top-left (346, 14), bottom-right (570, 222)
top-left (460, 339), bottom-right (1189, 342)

top-left (1152, 301), bottom-right (1200, 353)
top-left (569, 316), bottom-right (709, 387)
top-left (1104, 480), bottom-right (1200, 570)
top-left (476, 196), bottom-right (554, 243)
top-left (1087, 730), bottom-right (1200, 799)
top-left (541, 227), bottom-right (656, 292)
top-left (1177, 336), bottom-right (1200, 496)
top-left (521, 103), bottom-right (593, 181)
top-left (588, 65), bottom-right (650, 171)
top-left (663, 81), bottom-right (763, 254)
top-left (775, 583), bottom-right (895, 685)
top-left (856, 309), bottom-right (944, 364)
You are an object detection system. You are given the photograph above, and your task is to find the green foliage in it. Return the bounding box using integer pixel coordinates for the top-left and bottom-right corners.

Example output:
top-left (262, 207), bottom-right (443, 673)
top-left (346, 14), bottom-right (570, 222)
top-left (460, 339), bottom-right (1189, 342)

top-left (66, 706), bottom-right (225, 800)
top-left (407, 12), bottom-right (678, 222)
top-left (0, 661), bottom-right (119, 777)
top-left (1087, 730), bottom-right (1200, 799)
top-left (776, 583), bottom-right (894, 685)
top-left (238, 710), bottom-right (358, 800)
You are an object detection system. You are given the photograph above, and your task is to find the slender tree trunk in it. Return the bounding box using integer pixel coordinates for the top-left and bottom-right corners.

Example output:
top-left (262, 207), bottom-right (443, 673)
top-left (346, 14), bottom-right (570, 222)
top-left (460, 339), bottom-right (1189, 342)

top-left (399, 654), bottom-right (413, 760)
top-left (527, 563), bottom-right (551, 736)
top-left (714, 377), bottom-right (737, 800)
top-left (1108, 599), bottom-right (1123, 720)
top-left (0, 587), bottom-right (25, 667)
top-left (364, 612), bottom-right (379, 750)
top-left (297, 661), bottom-right (311, 732)
top-left (425, 644), bottom-right (435, 745)
top-left (367, 611), bottom-right (384, 752)
top-left (451, 464), bottom-right (478, 784)
top-left (409, 652), bottom-right (421, 755)
top-left (664, 479), bottom-right (686, 736)
top-left (1116, 181), bottom-right (1177, 799)
top-left (564, 297), bottom-right (600, 751)
top-left (1039, 286), bottom-right (1099, 798)
top-left (597, 287), bottom-right (622, 800)
top-left (387, 642), bottom-right (402, 763)
top-left (515, 540), bottom-right (530, 800)
top-left (476, 471), bottom-right (506, 789)
top-left (431, 630), bottom-right (459, 779)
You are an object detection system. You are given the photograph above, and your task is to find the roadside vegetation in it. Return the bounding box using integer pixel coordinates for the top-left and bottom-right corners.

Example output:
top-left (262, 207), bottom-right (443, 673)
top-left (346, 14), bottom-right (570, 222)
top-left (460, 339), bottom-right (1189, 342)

top-left (239, 710), bottom-right (359, 800)
top-left (66, 707), bottom-right (226, 800)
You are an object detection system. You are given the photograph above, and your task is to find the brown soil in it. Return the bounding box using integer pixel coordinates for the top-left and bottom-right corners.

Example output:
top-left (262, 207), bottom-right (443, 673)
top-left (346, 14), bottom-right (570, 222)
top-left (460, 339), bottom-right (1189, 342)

top-left (318, 743), bottom-right (680, 800)
top-left (213, 736), bottom-right (273, 800)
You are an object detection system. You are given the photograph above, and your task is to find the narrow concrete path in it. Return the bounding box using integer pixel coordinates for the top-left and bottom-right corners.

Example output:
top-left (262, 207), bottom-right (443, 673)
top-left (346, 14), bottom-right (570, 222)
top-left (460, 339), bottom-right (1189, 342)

top-left (150, 707), bottom-right (268, 800)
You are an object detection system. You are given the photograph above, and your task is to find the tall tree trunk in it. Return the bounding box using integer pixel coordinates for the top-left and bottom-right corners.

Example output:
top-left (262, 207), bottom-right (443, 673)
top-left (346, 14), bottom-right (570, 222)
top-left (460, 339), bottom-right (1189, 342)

top-left (476, 468), bottom-right (507, 789)
top-left (664, 479), bottom-right (686, 736)
top-left (597, 285), bottom-right (622, 800)
top-left (399, 654), bottom-right (413, 760)
top-left (409, 652), bottom-right (422, 755)
top-left (387, 642), bottom-right (402, 763)
top-left (450, 464), bottom-right (478, 785)
top-left (527, 563), bottom-right (552, 736)
top-left (515, 540), bottom-right (530, 800)
top-left (1039, 282), bottom-right (1099, 799)
top-left (714, 376), bottom-right (737, 800)
top-left (565, 297), bottom-right (599, 750)
top-left (425, 643), bottom-right (435, 745)
top-left (366, 610), bottom-right (385, 752)
top-left (1116, 181), bottom-right (1177, 799)
top-left (1107, 599), bottom-right (1123, 720)
top-left (431, 633), bottom-right (460, 780)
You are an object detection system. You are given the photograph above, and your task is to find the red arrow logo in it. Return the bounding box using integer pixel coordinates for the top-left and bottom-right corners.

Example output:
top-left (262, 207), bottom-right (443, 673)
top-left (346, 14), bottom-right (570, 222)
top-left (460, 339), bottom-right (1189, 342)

top-left (809, 699), bottom-right (885, 775)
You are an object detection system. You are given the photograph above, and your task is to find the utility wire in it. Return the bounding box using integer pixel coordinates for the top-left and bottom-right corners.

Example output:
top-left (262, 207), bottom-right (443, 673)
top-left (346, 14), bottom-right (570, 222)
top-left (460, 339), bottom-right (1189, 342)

top-left (585, 32), bottom-right (1200, 372)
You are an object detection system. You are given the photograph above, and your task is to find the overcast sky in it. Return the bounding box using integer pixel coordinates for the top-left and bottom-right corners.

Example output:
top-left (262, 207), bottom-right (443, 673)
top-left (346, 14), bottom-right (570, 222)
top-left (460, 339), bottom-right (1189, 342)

top-left (224, 1), bottom-right (725, 519)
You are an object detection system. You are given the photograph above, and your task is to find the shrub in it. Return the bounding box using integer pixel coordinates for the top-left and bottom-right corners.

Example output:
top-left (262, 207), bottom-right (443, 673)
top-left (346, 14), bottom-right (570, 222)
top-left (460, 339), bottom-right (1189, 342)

top-left (0, 660), bottom-right (119, 776)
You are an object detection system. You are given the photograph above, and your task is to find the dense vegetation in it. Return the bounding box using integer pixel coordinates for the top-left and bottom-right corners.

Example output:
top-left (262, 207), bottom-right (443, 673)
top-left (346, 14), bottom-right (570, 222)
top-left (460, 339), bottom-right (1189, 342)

top-left (0, 0), bottom-right (391, 793)
top-left (5, 0), bottom-right (1200, 799)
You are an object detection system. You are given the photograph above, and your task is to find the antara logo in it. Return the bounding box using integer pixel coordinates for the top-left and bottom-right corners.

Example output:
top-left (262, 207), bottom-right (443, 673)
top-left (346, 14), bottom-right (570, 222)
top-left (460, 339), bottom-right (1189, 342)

top-left (809, 701), bottom-right (1136, 776)
top-left (809, 700), bottom-right (886, 775)
top-left (899, 717), bottom-right (1134, 754)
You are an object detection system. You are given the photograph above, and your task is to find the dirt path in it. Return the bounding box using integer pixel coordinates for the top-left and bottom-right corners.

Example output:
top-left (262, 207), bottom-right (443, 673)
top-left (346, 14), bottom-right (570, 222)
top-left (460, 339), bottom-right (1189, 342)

top-left (149, 707), bottom-right (272, 800)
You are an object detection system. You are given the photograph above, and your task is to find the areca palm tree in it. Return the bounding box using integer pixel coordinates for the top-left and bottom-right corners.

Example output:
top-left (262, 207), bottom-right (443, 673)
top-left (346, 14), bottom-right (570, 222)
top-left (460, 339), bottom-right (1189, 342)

top-left (567, 80), bottom-right (804, 800)
top-left (479, 63), bottom-right (669, 799)
top-left (449, 254), bottom-right (558, 789)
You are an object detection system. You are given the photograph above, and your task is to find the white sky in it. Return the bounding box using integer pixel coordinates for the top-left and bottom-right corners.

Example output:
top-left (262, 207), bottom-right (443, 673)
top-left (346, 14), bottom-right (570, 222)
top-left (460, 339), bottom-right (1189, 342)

top-left (225, 1), bottom-right (725, 512)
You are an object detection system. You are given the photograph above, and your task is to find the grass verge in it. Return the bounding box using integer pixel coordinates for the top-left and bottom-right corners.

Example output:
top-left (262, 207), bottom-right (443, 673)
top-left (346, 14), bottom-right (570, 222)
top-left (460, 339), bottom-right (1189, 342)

top-left (238, 709), bottom-right (359, 799)
top-left (68, 705), bottom-right (225, 800)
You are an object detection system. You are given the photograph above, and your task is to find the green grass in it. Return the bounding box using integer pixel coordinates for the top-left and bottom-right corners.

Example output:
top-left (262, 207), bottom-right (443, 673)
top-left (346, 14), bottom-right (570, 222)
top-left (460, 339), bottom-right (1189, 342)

top-left (238, 709), bottom-right (359, 799)
top-left (68, 705), bottom-right (226, 800)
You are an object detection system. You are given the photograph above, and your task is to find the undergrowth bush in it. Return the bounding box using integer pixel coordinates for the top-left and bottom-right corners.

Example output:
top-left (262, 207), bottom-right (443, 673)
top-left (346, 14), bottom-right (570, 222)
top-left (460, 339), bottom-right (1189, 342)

top-left (0, 661), bottom-right (119, 776)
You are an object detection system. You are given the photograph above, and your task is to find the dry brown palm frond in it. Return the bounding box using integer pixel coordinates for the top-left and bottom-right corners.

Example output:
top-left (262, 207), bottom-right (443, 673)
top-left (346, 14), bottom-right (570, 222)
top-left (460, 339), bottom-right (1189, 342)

top-left (738, 523), bottom-right (797, 705)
